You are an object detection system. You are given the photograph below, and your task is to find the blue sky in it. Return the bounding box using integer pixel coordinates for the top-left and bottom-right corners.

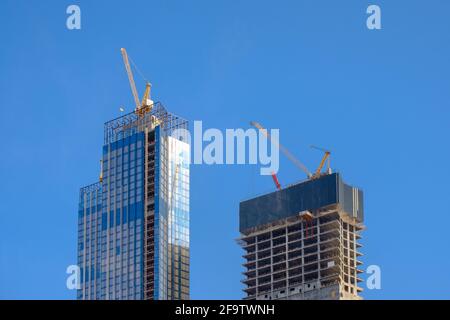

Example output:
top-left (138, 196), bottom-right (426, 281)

top-left (1, 0), bottom-right (449, 299)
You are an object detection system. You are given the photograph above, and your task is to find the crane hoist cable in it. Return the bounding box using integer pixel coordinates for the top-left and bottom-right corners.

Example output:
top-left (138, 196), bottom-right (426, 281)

top-left (128, 54), bottom-right (149, 84)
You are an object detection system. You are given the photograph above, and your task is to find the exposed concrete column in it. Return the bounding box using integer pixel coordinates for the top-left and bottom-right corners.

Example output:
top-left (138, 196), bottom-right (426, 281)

top-left (316, 216), bottom-right (321, 286)
top-left (284, 226), bottom-right (289, 296)
top-left (255, 236), bottom-right (259, 298)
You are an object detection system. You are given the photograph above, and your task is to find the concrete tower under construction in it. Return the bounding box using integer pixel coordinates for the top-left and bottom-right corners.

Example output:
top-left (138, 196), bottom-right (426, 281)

top-left (238, 173), bottom-right (364, 300)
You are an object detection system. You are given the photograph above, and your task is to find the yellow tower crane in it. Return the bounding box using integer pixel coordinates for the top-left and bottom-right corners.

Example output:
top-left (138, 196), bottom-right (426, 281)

top-left (250, 121), bottom-right (313, 179)
top-left (120, 48), bottom-right (153, 117)
top-left (250, 121), bottom-right (332, 181)
top-left (310, 145), bottom-right (331, 179)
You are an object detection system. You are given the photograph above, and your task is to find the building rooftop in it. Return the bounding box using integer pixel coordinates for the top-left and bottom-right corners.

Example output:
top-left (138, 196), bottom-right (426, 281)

top-left (103, 101), bottom-right (188, 144)
top-left (239, 173), bottom-right (364, 233)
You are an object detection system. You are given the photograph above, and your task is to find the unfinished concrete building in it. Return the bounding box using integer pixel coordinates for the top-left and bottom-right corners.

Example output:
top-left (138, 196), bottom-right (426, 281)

top-left (238, 173), bottom-right (364, 300)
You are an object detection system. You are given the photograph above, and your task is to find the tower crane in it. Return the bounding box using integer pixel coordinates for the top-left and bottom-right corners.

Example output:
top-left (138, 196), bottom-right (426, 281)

top-left (250, 121), bottom-right (333, 186)
top-left (120, 48), bottom-right (153, 117)
top-left (250, 121), bottom-right (313, 179)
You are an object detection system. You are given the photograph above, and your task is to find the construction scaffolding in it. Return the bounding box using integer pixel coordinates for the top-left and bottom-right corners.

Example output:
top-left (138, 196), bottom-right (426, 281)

top-left (104, 102), bottom-right (188, 145)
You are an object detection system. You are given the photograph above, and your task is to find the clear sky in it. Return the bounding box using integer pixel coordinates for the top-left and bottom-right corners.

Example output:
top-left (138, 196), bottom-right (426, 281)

top-left (0, 0), bottom-right (449, 299)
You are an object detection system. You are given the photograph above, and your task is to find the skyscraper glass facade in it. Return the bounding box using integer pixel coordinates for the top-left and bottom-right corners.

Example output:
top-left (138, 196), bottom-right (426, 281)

top-left (77, 103), bottom-right (189, 300)
top-left (154, 130), bottom-right (190, 299)
top-left (77, 183), bottom-right (102, 300)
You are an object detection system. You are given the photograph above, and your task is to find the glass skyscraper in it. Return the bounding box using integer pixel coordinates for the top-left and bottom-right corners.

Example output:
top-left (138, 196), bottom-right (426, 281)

top-left (77, 103), bottom-right (190, 300)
